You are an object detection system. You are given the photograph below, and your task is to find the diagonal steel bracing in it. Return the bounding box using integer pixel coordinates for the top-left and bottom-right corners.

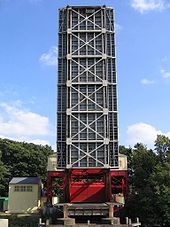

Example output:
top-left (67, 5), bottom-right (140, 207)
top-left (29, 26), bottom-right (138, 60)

top-left (70, 114), bottom-right (105, 140)
top-left (71, 113), bottom-right (104, 139)
top-left (71, 33), bottom-right (103, 55)
top-left (71, 8), bottom-right (102, 30)
top-left (71, 85), bottom-right (104, 111)
top-left (71, 86), bottom-right (104, 110)
top-left (71, 58), bottom-right (103, 82)
top-left (71, 142), bottom-right (105, 166)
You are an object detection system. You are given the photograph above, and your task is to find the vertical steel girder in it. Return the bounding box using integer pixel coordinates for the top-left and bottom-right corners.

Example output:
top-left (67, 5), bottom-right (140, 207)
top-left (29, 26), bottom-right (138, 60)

top-left (57, 6), bottom-right (119, 168)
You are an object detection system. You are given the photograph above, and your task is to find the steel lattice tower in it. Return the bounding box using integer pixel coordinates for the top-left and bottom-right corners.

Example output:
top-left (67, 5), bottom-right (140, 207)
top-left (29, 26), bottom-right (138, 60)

top-left (57, 6), bottom-right (119, 168)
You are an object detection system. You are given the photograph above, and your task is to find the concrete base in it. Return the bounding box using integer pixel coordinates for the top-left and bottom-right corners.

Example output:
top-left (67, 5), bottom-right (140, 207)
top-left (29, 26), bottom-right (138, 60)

top-left (48, 225), bottom-right (141, 227)
top-left (57, 218), bottom-right (75, 225)
top-left (102, 217), bottom-right (120, 224)
top-left (64, 218), bottom-right (75, 225)
top-left (0, 219), bottom-right (8, 227)
top-left (43, 219), bottom-right (141, 227)
top-left (41, 216), bottom-right (141, 227)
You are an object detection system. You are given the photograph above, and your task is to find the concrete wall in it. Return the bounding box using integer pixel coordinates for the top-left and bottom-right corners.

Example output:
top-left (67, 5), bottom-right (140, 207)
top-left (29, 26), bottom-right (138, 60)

top-left (47, 154), bottom-right (57, 171)
top-left (0, 219), bottom-right (8, 227)
top-left (118, 155), bottom-right (127, 171)
top-left (8, 184), bottom-right (40, 213)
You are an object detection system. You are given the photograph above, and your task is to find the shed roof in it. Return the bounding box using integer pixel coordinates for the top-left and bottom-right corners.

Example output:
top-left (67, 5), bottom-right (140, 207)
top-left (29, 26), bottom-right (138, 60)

top-left (9, 177), bottom-right (41, 185)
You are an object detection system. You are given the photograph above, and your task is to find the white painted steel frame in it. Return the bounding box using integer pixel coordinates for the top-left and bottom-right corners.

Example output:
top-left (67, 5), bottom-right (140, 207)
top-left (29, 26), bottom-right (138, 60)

top-left (57, 6), bottom-right (119, 168)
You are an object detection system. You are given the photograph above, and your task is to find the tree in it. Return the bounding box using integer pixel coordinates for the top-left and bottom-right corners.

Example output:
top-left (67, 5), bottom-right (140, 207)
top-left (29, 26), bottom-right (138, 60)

top-left (0, 138), bottom-right (53, 196)
top-left (132, 144), bottom-right (157, 223)
top-left (155, 135), bottom-right (170, 164)
top-left (150, 161), bottom-right (170, 226)
top-left (119, 143), bottom-right (158, 226)
top-left (148, 135), bottom-right (170, 226)
top-left (0, 151), bottom-right (9, 195)
top-left (120, 137), bottom-right (170, 227)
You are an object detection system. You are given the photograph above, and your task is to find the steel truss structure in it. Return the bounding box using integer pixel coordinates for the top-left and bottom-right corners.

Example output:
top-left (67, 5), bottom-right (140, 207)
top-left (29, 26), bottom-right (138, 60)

top-left (57, 6), bottom-right (118, 168)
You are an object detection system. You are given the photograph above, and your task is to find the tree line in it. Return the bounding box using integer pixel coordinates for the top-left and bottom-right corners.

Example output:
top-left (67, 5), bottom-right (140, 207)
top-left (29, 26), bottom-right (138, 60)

top-left (0, 135), bottom-right (170, 226)
top-left (0, 138), bottom-right (53, 196)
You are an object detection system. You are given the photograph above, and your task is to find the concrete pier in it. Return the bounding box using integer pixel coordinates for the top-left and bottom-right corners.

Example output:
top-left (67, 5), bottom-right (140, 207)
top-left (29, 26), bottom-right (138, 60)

top-left (39, 217), bottom-right (141, 227)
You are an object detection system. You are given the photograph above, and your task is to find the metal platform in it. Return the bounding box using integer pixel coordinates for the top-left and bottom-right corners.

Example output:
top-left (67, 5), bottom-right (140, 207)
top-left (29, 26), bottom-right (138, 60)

top-left (66, 203), bottom-right (110, 216)
top-left (49, 203), bottom-right (111, 217)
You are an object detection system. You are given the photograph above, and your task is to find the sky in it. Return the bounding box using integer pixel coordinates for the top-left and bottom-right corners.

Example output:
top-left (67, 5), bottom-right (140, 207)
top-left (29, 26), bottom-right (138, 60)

top-left (0, 0), bottom-right (170, 150)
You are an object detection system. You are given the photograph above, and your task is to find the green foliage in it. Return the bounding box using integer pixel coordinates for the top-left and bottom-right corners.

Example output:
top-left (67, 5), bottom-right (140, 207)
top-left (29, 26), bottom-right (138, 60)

top-left (0, 138), bottom-right (53, 196)
top-left (150, 159), bottom-right (170, 226)
top-left (151, 135), bottom-right (170, 226)
top-left (0, 151), bottom-right (9, 193)
top-left (119, 136), bottom-right (170, 227)
top-left (155, 135), bottom-right (170, 163)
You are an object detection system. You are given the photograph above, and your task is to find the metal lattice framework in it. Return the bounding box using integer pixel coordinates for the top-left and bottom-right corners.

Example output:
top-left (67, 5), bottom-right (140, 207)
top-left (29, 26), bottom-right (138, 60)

top-left (57, 6), bottom-right (119, 168)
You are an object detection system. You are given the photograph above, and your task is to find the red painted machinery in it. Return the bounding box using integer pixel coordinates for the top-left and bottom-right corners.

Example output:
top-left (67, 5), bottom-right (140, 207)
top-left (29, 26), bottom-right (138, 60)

top-left (47, 168), bottom-right (128, 206)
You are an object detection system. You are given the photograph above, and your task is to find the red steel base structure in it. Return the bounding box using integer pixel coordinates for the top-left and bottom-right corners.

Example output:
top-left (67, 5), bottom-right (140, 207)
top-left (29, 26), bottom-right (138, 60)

top-left (47, 169), bottom-right (128, 205)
